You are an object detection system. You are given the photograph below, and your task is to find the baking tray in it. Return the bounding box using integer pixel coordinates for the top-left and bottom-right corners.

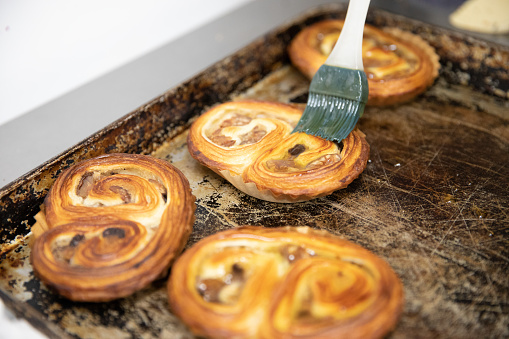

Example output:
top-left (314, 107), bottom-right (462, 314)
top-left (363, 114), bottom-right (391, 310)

top-left (1, 3), bottom-right (508, 338)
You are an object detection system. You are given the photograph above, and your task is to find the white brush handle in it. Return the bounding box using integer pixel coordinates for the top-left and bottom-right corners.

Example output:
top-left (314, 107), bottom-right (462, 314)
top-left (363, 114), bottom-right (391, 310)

top-left (325, 0), bottom-right (371, 71)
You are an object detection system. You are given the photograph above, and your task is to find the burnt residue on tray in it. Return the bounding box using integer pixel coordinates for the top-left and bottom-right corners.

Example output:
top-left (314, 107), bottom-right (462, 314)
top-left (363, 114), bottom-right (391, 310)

top-left (0, 3), bottom-right (508, 339)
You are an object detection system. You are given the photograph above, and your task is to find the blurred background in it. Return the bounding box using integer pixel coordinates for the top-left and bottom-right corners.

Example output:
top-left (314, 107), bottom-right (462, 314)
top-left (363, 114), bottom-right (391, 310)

top-left (0, 0), bottom-right (252, 126)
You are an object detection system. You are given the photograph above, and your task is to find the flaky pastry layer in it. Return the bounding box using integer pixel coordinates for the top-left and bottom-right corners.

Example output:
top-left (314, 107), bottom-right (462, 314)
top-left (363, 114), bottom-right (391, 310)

top-left (168, 226), bottom-right (404, 339)
top-left (288, 19), bottom-right (440, 106)
top-left (30, 153), bottom-right (196, 301)
top-left (187, 100), bottom-right (370, 203)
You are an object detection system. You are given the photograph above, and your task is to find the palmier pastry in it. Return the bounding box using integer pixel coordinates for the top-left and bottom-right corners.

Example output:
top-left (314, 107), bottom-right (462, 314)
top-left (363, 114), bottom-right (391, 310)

top-left (288, 19), bottom-right (440, 106)
top-left (30, 153), bottom-right (196, 302)
top-left (168, 226), bottom-right (404, 339)
top-left (187, 100), bottom-right (369, 203)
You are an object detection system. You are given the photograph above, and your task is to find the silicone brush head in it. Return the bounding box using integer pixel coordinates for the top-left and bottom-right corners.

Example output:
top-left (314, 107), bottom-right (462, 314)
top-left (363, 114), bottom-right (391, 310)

top-left (292, 64), bottom-right (368, 142)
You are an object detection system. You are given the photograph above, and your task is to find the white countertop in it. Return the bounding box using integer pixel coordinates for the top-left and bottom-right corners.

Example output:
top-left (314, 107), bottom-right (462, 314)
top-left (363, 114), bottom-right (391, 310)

top-left (0, 0), bottom-right (252, 126)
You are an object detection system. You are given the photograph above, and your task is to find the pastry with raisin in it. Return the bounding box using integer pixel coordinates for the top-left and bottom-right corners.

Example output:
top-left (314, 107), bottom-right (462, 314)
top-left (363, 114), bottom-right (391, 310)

top-left (187, 100), bottom-right (369, 203)
top-left (30, 153), bottom-right (196, 302)
top-left (168, 226), bottom-right (404, 339)
top-left (288, 19), bottom-right (440, 106)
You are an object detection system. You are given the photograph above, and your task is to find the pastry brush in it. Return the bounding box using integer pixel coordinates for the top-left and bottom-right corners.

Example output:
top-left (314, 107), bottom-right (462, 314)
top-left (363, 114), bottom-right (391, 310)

top-left (293, 0), bottom-right (371, 142)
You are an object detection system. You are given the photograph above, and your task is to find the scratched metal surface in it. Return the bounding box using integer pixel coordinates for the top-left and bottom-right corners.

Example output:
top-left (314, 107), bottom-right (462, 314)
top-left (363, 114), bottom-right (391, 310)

top-left (0, 4), bottom-right (508, 339)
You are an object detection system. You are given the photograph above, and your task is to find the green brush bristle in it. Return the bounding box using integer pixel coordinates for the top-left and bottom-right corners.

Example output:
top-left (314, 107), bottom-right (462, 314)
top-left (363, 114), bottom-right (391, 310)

top-left (293, 64), bottom-right (368, 142)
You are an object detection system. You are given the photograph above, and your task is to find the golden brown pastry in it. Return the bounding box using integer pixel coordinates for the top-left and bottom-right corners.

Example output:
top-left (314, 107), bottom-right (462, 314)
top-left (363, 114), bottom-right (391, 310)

top-left (288, 19), bottom-right (440, 106)
top-left (187, 100), bottom-right (370, 203)
top-left (168, 226), bottom-right (404, 339)
top-left (30, 153), bottom-right (196, 302)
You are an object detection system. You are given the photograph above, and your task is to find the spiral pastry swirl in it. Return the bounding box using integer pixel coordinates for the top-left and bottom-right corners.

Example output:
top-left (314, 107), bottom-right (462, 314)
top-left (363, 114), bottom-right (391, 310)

top-left (168, 226), bottom-right (404, 339)
top-left (31, 153), bottom-right (196, 301)
top-left (187, 100), bottom-right (370, 203)
top-left (288, 19), bottom-right (440, 106)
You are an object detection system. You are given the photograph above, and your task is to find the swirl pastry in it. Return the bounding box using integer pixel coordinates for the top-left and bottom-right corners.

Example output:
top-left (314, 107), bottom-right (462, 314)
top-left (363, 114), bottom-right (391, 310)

top-left (288, 19), bottom-right (440, 106)
top-left (30, 153), bottom-right (196, 302)
top-left (187, 100), bottom-right (370, 203)
top-left (168, 226), bottom-right (404, 339)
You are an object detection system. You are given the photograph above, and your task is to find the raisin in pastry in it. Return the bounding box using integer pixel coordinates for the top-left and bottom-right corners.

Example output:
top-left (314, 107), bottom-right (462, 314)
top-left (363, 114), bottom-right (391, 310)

top-left (31, 153), bottom-right (195, 301)
top-left (187, 100), bottom-right (369, 203)
top-left (168, 226), bottom-right (404, 339)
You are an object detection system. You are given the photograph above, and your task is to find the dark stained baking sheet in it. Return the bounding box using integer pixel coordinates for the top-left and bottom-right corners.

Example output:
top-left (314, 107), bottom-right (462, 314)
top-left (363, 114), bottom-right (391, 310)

top-left (0, 3), bottom-right (508, 338)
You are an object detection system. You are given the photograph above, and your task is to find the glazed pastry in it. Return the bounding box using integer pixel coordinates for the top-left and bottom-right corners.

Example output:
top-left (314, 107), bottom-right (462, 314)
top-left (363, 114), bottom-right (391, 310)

top-left (168, 226), bottom-right (404, 339)
top-left (30, 153), bottom-right (196, 302)
top-left (187, 100), bottom-right (370, 203)
top-left (288, 19), bottom-right (440, 106)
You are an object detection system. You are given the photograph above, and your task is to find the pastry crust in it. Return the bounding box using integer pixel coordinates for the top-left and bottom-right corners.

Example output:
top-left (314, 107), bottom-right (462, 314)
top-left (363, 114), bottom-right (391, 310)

top-left (288, 19), bottom-right (440, 106)
top-left (168, 226), bottom-right (404, 339)
top-left (30, 153), bottom-right (196, 302)
top-left (187, 100), bottom-right (370, 203)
